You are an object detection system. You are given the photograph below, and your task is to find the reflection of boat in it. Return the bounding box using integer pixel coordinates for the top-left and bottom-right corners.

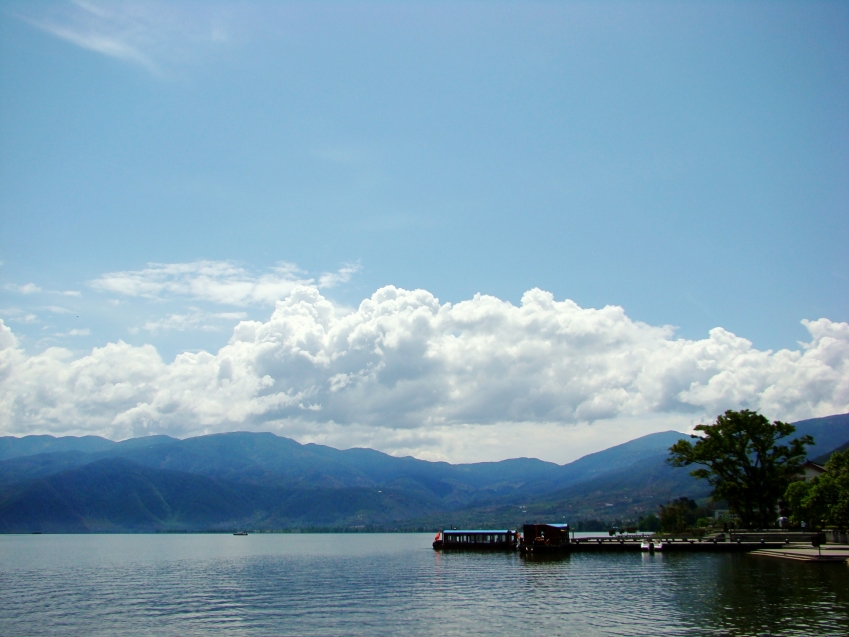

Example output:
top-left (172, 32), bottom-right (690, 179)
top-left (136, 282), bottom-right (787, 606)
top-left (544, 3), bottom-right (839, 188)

top-left (233, 531), bottom-right (248, 536)
top-left (640, 540), bottom-right (663, 552)
top-left (519, 524), bottom-right (571, 555)
top-left (432, 529), bottom-right (518, 550)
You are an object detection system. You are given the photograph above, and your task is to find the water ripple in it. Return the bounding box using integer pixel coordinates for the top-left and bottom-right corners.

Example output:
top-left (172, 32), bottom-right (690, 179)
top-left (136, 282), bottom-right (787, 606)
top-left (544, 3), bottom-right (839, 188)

top-left (1, 534), bottom-right (847, 636)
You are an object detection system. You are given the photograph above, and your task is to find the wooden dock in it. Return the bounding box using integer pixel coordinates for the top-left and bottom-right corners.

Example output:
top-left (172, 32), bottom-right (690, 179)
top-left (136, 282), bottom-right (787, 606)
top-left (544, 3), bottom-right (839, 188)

top-left (565, 533), bottom-right (849, 561)
top-left (569, 536), bottom-right (791, 553)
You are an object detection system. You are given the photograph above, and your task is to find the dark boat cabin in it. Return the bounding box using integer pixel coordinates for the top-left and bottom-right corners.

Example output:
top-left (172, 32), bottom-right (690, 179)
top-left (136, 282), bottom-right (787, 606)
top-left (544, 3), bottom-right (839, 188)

top-left (520, 523), bottom-right (571, 553)
top-left (433, 529), bottom-right (518, 550)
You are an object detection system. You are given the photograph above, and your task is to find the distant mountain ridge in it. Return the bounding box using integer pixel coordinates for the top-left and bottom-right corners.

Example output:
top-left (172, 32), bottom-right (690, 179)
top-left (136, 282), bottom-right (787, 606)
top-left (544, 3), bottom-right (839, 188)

top-left (789, 413), bottom-right (849, 458)
top-left (0, 434), bottom-right (177, 461)
top-left (1, 413), bottom-right (846, 532)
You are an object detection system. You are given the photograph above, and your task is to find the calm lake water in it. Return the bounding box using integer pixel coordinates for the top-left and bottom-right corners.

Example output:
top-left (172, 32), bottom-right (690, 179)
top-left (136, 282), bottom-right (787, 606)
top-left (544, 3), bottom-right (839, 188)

top-left (1, 533), bottom-right (847, 636)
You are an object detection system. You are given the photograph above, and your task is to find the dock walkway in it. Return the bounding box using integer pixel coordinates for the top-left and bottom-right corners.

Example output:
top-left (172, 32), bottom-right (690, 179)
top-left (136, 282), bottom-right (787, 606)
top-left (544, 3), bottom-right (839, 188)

top-left (751, 543), bottom-right (849, 564)
top-left (570, 536), bottom-right (788, 553)
top-left (567, 535), bottom-right (849, 561)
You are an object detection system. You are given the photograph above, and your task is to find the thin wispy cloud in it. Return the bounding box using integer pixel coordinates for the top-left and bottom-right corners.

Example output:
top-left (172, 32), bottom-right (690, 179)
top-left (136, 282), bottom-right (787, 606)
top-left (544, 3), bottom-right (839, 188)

top-left (18, 0), bottom-right (233, 77)
top-left (4, 283), bottom-right (42, 294)
top-left (0, 309), bottom-right (38, 324)
top-left (318, 262), bottom-right (361, 289)
top-left (136, 309), bottom-right (248, 334)
top-left (33, 19), bottom-right (158, 73)
top-left (90, 260), bottom-right (362, 306)
top-left (4, 283), bottom-right (81, 297)
top-left (55, 328), bottom-right (91, 337)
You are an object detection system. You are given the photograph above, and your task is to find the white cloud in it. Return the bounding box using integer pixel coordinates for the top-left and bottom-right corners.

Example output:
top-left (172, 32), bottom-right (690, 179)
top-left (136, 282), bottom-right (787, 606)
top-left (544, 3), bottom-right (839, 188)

top-left (318, 262), bottom-right (361, 289)
top-left (33, 18), bottom-right (159, 73)
top-left (3, 284), bottom-right (79, 298)
top-left (1, 286), bottom-right (847, 462)
top-left (4, 283), bottom-right (42, 294)
top-left (44, 306), bottom-right (73, 314)
top-left (0, 309), bottom-right (39, 324)
top-left (19, 0), bottom-right (233, 77)
top-left (90, 260), bottom-right (358, 306)
top-left (140, 309), bottom-right (248, 334)
top-left (58, 328), bottom-right (91, 337)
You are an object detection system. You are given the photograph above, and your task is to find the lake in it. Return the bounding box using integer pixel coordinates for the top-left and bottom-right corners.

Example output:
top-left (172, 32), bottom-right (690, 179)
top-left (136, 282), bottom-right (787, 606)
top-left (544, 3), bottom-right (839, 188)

top-left (1, 533), bottom-right (847, 636)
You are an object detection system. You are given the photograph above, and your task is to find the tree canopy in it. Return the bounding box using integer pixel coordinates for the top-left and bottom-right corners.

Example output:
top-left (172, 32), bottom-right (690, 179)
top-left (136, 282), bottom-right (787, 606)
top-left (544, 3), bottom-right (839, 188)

top-left (784, 450), bottom-right (849, 528)
top-left (659, 497), bottom-right (700, 533)
top-left (667, 409), bottom-right (812, 529)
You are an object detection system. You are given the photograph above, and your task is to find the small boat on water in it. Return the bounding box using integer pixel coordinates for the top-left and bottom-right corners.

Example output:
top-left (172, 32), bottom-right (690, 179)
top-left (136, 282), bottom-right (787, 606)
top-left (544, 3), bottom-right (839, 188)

top-left (233, 531), bottom-right (249, 536)
top-left (432, 529), bottom-right (518, 551)
top-left (519, 523), bottom-right (571, 555)
top-left (641, 540), bottom-right (664, 552)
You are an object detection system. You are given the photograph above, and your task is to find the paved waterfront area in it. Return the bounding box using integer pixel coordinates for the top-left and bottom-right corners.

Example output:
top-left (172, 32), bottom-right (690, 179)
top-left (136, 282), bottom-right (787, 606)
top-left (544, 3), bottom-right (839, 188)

top-left (751, 544), bottom-right (849, 563)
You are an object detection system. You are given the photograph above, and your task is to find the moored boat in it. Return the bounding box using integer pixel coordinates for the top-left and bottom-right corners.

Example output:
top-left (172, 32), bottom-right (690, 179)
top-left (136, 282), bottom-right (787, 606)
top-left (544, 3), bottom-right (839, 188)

top-left (432, 529), bottom-right (518, 551)
top-left (640, 540), bottom-right (663, 552)
top-left (518, 523), bottom-right (571, 555)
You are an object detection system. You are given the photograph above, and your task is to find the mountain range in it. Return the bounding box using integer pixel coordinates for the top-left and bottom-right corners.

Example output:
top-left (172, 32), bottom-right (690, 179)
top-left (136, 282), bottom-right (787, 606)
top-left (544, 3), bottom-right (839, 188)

top-left (1, 413), bottom-right (847, 533)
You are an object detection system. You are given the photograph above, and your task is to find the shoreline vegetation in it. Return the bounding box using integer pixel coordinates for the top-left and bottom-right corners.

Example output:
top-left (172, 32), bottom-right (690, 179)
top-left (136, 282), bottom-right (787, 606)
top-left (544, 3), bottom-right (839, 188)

top-left (667, 410), bottom-right (849, 537)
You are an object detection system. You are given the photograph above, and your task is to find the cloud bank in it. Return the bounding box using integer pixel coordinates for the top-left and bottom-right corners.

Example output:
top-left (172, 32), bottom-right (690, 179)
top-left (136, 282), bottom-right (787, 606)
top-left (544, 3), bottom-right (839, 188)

top-left (1, 286), bottom-right (847, 462)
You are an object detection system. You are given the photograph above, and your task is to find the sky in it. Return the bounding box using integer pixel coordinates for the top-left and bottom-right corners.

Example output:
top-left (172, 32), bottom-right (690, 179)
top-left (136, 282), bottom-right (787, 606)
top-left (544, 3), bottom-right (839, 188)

top-left (0, 1), bottom-right (847, 463)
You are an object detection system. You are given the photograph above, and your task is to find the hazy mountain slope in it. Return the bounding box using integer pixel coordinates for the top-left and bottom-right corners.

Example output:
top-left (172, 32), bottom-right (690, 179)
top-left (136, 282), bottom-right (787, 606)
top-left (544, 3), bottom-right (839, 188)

top-left (112, 432), bottom-right (376, 487)
top-left (549, 431), bottom-right (687, 487)
top-left (0, 429), bottom-right (693, 531)
top-left (0, 432), bottom-right (567, 502)
top-left (0, 434), bottom-right (177, 462)
top-left (0, 435), bottom-right (115, 460)
top-left (0, 458), bottom-right (253, 533)
top-left (0, 450), bottom-right (98, 487)
top-left (0, 435), bottom-right (182, 488)
top-left (813, 439), bottom-right (849, 464)
top-left (415, 450), bottom-right (708, 529)
top-left (0, 457), bottom-right (446, 533)
top-left (1, 413), bottom-right (844, 532)
top-left (0, 430), bottom-right (675, 505)
top-left (792, 413), bottom-right (849, 458)
top-left (522, 453), bottom-right (709, 519)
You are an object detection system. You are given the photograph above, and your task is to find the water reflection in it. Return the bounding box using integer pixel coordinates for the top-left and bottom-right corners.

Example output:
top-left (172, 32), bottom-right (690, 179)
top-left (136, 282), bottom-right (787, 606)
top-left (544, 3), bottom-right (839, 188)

top-left (1, 534), bottom-right (847, 637)
top-left (682, 554), bottom-right (849, 636)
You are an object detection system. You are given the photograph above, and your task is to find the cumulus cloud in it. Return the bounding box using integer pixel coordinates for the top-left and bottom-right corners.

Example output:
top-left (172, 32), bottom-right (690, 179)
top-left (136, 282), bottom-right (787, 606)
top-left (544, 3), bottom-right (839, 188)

top-left (1, 287), bottom-right (847, 462)
top-left (90, 260), bottom-right (359, 306)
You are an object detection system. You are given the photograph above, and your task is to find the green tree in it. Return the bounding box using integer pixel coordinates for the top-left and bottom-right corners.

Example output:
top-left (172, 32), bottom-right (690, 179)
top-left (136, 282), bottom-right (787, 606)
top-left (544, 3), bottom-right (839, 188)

top-left (785, 450), bottom-right (849, 528)
top-left (638, 513), bottom-right (660, 532)
top-left (659, 497), bottom-right (698, 533)
top-left (667, 409), bottom-right (812, 529)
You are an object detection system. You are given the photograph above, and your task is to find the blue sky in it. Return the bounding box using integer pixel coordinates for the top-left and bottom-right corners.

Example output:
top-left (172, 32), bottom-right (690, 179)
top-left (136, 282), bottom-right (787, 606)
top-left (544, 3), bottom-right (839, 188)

top-left (0, 1), bottom-right (847, 461)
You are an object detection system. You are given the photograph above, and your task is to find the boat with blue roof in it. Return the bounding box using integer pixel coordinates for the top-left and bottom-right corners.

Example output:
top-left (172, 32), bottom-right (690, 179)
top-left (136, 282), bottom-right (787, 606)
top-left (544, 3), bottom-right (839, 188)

top-left (432, 529), bottom-right (519, 551)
